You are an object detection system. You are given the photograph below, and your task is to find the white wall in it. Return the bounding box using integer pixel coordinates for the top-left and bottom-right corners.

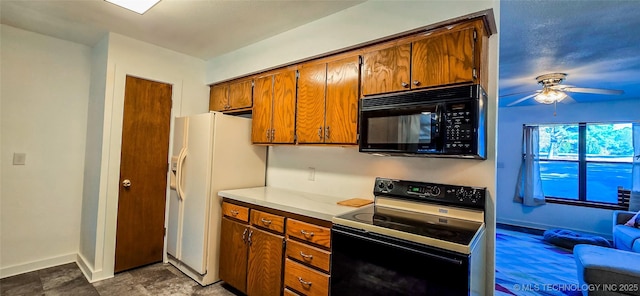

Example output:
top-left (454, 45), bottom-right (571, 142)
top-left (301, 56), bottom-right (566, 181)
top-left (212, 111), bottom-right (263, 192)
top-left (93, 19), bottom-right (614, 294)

top-left (497, 98), bottom-right (640, 239)
top-left (0, 25), bottom-right (90, 277)
top-left (206, 2), bottom-right (499, 295)
top-left (77, 32), bottom-right (209, 282)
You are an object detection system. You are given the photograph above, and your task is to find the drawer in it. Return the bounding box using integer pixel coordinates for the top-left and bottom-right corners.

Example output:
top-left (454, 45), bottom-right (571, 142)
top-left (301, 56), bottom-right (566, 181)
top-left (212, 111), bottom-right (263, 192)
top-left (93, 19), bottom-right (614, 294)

top-left (221, 201), bottom-right (249, 222)
top-left (286, 219), bottom-right (331, 249)
top-left (284, 259), bottom-right (329, 296)
top-left (286, 239), bottom-right (330, 272)
top-left (250, 209), bottom-right (285, 234)
top-left (284, 288), bottom-right (300, 296)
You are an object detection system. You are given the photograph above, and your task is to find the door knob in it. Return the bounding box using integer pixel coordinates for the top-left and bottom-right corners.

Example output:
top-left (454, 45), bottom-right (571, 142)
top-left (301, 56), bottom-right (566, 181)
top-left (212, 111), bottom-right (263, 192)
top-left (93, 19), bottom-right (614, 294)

top-left (122, 179), bottom-right (132, 188)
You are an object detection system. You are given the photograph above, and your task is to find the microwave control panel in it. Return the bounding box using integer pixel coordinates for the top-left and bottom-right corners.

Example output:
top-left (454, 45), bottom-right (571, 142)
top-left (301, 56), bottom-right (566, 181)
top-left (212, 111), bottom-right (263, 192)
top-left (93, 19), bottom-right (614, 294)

top-left (443, 101), bottom-right (476, 154)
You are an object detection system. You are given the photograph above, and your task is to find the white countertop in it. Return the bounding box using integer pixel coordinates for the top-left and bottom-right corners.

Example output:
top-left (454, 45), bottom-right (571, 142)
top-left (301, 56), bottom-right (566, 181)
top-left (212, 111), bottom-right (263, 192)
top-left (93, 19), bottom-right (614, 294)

top-left (218, 187), bottom-right (364, 221)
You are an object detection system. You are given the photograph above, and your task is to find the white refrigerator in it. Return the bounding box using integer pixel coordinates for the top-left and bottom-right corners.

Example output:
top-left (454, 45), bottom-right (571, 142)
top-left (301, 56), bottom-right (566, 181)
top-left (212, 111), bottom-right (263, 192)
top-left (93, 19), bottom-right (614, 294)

top-left (167, 112), bottom-right (266, 286)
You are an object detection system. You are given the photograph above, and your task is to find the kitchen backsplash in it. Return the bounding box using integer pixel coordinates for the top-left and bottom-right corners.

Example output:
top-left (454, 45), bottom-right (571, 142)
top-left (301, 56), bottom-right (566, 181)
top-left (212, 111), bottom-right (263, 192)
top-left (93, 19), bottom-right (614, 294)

top-left (266, 145), bottom-right (492, 200)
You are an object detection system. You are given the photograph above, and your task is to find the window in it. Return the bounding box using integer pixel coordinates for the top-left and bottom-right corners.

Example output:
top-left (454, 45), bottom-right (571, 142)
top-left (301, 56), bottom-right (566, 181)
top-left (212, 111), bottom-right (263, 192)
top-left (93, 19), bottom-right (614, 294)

top-left (537, 122), bottom-right (634, 205)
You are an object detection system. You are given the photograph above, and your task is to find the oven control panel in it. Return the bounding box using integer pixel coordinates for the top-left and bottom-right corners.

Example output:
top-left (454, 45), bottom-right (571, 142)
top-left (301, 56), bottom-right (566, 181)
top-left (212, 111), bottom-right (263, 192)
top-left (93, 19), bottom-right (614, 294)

top-left (374, 177), bottom-right (486, 210)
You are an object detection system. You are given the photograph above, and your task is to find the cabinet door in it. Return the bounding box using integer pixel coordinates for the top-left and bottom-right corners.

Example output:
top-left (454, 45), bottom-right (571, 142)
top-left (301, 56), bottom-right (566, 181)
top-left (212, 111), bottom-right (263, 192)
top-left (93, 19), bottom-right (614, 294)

top-left (247, 227), bottom-right (284, 296)
top-left (411, 27), bottom-right (475, 89)
top-left (209, 84), bottom-right (229, 111)
top-left (219, 217), bottom-right (249, 293)
top-left (252, 75), bottom-right (273, 143)
top-left (360, 43), bottom-right (411, 96)
top-left (228, 79), bottom-right (253, 110)
top-left (325, 56), bottom-right (359, 144)
top-left (272, 70), bottom-right (297, 144)
top-left (296, 63), bottom-right (327, 144)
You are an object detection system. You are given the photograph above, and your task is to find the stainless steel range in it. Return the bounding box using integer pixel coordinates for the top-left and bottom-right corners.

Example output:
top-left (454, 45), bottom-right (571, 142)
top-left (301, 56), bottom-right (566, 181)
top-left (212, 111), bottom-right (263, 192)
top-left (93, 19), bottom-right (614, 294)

top-left (331, 177), bottom-right (486, 296)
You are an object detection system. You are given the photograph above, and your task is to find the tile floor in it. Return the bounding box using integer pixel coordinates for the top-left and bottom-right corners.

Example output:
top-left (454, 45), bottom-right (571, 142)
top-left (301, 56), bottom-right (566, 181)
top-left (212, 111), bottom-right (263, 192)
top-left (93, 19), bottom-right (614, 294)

top-left (1, 227), bottom-right (587, 296)
top-left (0, 262), bottom-right (241, 296)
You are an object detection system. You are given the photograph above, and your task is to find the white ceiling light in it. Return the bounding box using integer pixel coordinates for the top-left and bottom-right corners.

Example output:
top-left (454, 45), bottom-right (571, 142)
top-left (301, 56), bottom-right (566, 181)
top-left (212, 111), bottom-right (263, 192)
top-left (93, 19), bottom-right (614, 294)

top-left (533, 88), bottom-right (567, 104)
top-left (105, 0), bottom-right (161, 14)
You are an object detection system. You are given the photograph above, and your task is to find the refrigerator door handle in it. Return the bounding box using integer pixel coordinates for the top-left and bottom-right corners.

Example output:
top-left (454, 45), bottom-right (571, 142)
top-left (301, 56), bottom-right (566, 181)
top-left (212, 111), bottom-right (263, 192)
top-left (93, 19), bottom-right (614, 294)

top-left (176, 147), bottom-right (188, 201)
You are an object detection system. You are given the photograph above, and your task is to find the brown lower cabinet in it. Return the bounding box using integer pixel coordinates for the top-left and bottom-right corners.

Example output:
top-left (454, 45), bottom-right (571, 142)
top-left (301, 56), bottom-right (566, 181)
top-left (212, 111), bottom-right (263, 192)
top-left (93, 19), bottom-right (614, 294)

top-left (220, 201), bottom-right (332, 296)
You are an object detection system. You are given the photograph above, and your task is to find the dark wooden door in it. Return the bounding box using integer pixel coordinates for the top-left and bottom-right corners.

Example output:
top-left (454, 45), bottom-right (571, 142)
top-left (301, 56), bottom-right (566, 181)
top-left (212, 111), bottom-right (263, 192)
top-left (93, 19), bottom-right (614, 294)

top-left (219, 217), bottom-right (249, 293)
top-left (115, 75), bottom-right (172, 273)
top-left (247, 227), bottom-right (284, 296)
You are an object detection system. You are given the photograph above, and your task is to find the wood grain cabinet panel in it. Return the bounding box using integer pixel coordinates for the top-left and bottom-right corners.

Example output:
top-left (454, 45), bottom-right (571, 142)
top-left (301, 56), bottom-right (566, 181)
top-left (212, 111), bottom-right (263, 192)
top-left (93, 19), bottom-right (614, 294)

top-left (209, 78), bottom-right (253, 112)
top-left (285, 239), bottom-right (331, 273)
top-left (219, 217), bottom-right (249, 294)
top-left (209, 84), bottom-right (228, 111)
top-left (360, 43), bottom-right (411, 96)
top-left (297, 56), bottom-right (359, 145)
top-left (296, 63), bottom-right (327, 144)
top-left (222, 202), bottom-right (249, 222)
top-left (252, 69), bottom-right (297, 144)
top-left (250, 210), bottom-right (285, 234)
top-left (247, 227), bottom-right (284, 296)
top-left (284, 259), bottom-right (329, 296)
top-left (286, 219), bottom-right (331, 249)
top-left (412, 26), bottom-right (476, 89)
top-left (251, 75), bottom-right (273, 143)
top-left (325, 56), bottom-right (359, 144)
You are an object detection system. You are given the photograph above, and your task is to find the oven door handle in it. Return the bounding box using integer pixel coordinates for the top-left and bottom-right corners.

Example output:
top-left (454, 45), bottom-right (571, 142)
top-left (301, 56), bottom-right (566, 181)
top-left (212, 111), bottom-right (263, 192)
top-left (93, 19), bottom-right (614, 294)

top-left (333, 228), bottom-right (464, 266)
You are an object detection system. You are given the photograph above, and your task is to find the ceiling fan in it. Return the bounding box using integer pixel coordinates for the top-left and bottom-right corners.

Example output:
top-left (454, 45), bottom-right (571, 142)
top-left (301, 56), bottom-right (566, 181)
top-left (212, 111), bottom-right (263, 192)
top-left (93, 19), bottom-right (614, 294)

top-left (503, 72), bottom-right (624, 107)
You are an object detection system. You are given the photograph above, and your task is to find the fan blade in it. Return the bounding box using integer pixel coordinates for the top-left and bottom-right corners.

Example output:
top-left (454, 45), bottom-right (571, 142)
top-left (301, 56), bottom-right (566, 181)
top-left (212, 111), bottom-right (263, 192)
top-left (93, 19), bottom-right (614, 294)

top-left (562, 86), bottom-right (624, 95)
top-left (499, 89), bottom-right (538, 98)
top-left (560, 94), bottom-right (575, 104)
top-left (506, 92), bottom-right (539, 107)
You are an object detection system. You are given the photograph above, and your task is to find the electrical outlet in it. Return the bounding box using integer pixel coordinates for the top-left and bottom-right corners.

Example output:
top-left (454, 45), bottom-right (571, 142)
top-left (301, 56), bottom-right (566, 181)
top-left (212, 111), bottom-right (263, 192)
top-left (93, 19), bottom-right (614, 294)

top-left (13, 153), bottom-right (26, 165)
top-left (308, 167), bottom-right (315, 181)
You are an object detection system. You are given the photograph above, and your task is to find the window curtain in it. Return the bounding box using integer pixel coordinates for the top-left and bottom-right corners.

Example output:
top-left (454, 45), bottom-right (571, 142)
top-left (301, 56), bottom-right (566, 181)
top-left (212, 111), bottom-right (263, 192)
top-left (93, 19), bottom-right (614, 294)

top-left (514, 125), bottom-right (546, 206)
top-left (630, 122), bottom-right (640, 211)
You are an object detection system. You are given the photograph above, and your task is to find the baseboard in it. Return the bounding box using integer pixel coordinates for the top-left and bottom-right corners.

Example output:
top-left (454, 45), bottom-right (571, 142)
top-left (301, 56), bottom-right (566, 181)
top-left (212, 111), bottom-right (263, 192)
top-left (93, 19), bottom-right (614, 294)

top-left (497, 218), bottom-right (612, 240)
top-left (0, 253), bottom-right (76, 279)
top-left (76, 253), bottom-right (113, 283)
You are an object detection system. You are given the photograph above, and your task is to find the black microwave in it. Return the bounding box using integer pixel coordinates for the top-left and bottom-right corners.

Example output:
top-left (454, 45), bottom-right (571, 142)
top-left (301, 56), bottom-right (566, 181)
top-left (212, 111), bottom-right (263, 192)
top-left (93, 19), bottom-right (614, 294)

top-left (359, 84), bottom-right (487, 159)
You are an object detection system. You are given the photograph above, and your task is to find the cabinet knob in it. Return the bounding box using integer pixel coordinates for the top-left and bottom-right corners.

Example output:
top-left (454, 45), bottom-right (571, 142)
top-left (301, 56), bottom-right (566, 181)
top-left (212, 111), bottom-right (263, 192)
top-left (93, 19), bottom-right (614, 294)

top-left (122, 179), bottom-right (132, 188)
top-left (300, 229), bottom-right (315, 238)
top-left (248, 230), bottom-right (253, 246)
top-left (272, 129), bottom-right (275, 141)
top-left (401, 82), bottom-right (409, 88)
top-left (317, 127), bottom-right (323, 140)
top-left (413, 80), bottom-right (420, 86)
top-left (298, 277), bottom-right (312, 287)
top-left (299, 251), bottom-right (314, 261)
top-left (325, 126), bottom-right (330, 140)
top-left (260, 218), bottom-right (272, 226)
top-left (242, 228), bottom-right (248, 243)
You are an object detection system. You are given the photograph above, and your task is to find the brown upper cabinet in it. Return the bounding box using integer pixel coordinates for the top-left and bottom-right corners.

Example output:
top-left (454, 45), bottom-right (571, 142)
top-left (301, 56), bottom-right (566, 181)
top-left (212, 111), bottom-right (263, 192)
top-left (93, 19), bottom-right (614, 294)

top-left (361, 20), bottom-right (485, 96)
top-left (296, 55), bottom-right (360, 144)
top-left (252, 69), bottom-right (297, 144)
top-left (209, 78), bottom-right (253, 112)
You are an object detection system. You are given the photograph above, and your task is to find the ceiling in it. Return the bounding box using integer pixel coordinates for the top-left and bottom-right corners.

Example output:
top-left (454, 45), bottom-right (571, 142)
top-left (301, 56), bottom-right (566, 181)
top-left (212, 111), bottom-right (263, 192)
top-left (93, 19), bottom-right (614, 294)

top-left (0, 0), bottom-right (363, 60)
top-left (2, 0), bottom-right (639, 107)
top-left (499, 0), bottom-right (640, 107)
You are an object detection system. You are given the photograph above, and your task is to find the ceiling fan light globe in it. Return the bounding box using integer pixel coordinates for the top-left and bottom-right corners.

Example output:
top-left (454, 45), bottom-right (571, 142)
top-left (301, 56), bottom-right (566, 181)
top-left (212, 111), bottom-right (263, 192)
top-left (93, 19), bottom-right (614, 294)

top-left (534, 89), bottom-right (567, 104)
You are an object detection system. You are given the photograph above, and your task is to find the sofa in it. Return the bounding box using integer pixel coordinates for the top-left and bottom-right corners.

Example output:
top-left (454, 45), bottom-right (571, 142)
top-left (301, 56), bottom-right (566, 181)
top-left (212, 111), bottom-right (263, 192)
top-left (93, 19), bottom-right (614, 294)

top-left (613, 210), bottom-right (640, 253)
top-left (573, 210), bottom-right (640, 296)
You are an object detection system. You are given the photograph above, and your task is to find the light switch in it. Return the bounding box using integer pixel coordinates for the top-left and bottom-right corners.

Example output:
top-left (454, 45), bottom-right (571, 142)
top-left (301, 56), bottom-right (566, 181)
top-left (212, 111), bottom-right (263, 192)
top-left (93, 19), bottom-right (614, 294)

top-left (13, 153), bottom-right (26, 165)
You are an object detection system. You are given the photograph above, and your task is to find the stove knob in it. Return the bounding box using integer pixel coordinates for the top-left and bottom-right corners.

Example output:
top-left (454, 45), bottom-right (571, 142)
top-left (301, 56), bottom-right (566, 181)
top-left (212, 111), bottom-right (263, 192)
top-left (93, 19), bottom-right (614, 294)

top-left (387, 183), bottom-right (394, 190)
top-left (378, 182), bottom-right (385, 189)
top-left (430, 186), bottom-right (441, 196)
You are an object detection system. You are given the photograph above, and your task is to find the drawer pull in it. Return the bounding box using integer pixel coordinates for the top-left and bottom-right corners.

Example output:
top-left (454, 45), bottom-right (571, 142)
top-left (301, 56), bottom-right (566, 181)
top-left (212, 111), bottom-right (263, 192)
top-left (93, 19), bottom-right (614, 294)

top-left (242, 228), bottom-right (248, 243)
top-left (300, 230), bottom-right (315, 238)
top-left (260, 218), bottom-right (272, 225)
top-left (297, 277), bottom-right (312, 287)
top-left (299, 251), bottom-right (313, 261)
top-left (230, 210), bottom-right (239, 216)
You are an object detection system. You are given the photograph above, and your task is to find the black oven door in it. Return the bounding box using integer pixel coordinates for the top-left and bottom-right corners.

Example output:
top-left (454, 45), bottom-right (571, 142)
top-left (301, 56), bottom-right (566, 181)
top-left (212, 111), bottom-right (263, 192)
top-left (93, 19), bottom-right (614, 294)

top-left (359, 103), bottom-right (442, 154)
top-left (331, 225), bottom-right (470, 296)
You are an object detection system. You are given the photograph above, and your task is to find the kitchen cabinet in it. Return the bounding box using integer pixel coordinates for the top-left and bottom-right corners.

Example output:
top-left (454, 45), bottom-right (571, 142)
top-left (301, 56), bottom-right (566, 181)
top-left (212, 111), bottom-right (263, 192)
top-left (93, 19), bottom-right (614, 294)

top-left (360, 43), bottom-right (411, 96)
top-left (246, 227), bottom-right (284, 296)
top-left (296, 55), bottom-right (359, 144)
top-left (252, 69), bottom-right (297, 144)
top-left (219, 216), bottom-right (249, 293)
top-left (361, 20), bottom-right (484, 96)
top-left (284, 218), bottom-right (332, 296)
top-left (209, 78), bottom-right (253, 112)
